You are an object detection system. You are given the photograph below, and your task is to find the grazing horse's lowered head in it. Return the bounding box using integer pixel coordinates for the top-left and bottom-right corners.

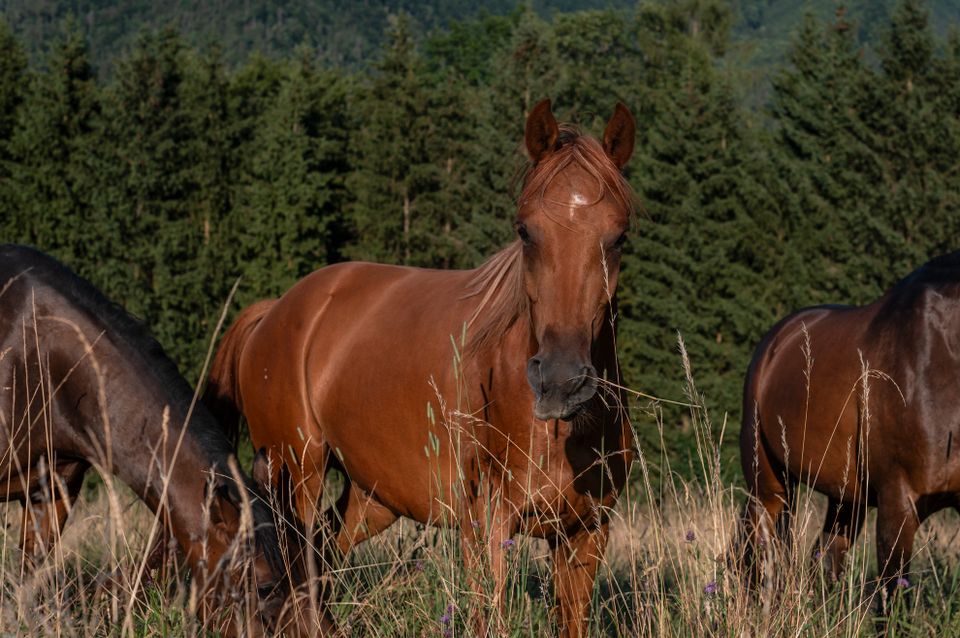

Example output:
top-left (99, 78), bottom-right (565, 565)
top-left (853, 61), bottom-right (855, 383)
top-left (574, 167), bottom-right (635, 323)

top-left (0, 245), bottom-right (295, 636)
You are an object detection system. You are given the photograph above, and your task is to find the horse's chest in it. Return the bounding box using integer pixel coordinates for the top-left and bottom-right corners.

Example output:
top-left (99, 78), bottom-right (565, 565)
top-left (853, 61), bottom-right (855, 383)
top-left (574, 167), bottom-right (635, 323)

top-left (494, 423), bottom-right (611, 531)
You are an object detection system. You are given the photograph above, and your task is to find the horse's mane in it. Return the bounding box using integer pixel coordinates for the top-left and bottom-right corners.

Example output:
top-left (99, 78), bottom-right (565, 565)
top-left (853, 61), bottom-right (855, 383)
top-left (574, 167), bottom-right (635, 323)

top-left (0, 244), bottom-right (283, 572)
top-left (462, 240), bottom-right (527, 356)
top-left (461, 127), bottom-right (635, 356)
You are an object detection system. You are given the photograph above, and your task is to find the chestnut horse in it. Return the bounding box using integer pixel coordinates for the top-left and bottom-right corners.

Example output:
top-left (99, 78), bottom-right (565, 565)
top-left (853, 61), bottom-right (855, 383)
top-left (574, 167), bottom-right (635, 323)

top-left (206, 100), bottom-right (636, 637)
top-left (0, 245), bottom-right (292, 635)
top-left (738, 251), bottom-right (960, 597)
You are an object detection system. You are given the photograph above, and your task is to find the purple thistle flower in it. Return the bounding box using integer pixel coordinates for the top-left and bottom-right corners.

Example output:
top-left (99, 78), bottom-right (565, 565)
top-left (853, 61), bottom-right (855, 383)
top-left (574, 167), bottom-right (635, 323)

top-left (501, 538), bottom-right (515, 549)
top-left (703, 581), bottom-right (718, 595)
top-left (814, 550), bottom-right (822, 560)
top-left (440, 613), bottom-right (451, 626)
top-left (685, 530), bottom-right (695, 542)
top-left (896, 577), bottom-right (910, 588)
top-left (443, 629), bottom-right (453, 638)
top-left (446, 603), bottom-right (456, 614)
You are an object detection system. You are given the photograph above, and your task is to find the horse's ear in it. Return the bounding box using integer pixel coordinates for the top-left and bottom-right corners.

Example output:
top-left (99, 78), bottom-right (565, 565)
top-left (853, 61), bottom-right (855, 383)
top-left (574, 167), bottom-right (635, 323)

top-left (252, 447), bottom-right (272, 493)
top-left (525, 99), bottom-right (560, 163)
top-left (603, 102), bottom-right (636, 169)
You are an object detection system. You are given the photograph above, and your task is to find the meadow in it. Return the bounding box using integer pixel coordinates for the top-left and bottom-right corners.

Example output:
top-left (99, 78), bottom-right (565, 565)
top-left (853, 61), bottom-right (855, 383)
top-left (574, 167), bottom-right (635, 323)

top-left (4, 340), bottom-right (960, 637)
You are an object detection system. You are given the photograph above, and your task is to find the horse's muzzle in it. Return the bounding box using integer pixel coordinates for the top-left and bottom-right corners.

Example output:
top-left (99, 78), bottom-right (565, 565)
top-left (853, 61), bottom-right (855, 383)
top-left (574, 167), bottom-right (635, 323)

top-left (526, 357), bottom-right (598, 421)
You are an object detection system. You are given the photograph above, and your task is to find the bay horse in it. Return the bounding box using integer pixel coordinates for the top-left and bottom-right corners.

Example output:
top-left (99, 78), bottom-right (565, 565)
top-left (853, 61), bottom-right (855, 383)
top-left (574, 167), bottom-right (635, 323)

top-left (0, 245), bottom-right (294, 635)
top-left (738, 251), bottom-right (960, 598)
top-left (206, 100), bottom-right (637, 637)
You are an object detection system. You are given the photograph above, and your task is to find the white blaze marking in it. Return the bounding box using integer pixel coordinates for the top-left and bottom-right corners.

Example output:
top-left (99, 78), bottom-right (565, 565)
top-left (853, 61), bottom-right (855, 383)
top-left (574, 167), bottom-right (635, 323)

top-left (568, 192), bottom-right (588, 220)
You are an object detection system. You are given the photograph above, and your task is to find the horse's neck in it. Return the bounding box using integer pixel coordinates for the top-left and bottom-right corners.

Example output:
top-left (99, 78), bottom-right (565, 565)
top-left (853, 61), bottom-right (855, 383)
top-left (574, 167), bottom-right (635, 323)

top-left (82, 350), bottom-right (223, 540)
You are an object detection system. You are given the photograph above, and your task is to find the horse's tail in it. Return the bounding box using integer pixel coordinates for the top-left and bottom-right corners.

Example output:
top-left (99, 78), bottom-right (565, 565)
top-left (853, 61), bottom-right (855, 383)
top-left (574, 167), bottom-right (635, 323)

top-left (205, 299), bottom-right (276, 448)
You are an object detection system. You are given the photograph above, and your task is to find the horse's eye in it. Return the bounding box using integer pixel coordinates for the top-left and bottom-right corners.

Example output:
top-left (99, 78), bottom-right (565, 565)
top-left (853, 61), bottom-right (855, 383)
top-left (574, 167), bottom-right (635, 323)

top-left (257, 582), bottom-right (280, 598)
top-left (612, 232), bottom-right (628, 250)
top-left (516, 222), bottom-right (532, 246)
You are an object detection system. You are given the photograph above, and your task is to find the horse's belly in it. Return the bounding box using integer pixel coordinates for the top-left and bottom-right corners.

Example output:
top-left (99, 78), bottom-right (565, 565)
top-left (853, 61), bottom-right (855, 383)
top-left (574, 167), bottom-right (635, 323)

top-left (315, 370), bottom-right (473, 524)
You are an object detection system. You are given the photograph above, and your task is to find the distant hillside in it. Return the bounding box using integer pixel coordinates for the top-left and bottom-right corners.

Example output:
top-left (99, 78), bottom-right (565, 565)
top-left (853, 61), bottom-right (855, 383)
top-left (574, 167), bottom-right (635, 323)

top-left (2, 1), bottom-right (959, 79)
top-left (732, 0), bottom-right (960, 68)
top-left (0, 0), bottom-right (634, 72)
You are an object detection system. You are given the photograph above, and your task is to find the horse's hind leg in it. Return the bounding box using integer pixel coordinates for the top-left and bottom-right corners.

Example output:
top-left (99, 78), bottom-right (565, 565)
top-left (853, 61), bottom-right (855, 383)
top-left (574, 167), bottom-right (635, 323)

top-left (20, 460), bottom-right (87, 561)
top-left (735, 431), bottom-right (791, 587)
top-left (324, 478), bottom-right (397, 556)
top-left (817, 496), bottom-right (866, 580)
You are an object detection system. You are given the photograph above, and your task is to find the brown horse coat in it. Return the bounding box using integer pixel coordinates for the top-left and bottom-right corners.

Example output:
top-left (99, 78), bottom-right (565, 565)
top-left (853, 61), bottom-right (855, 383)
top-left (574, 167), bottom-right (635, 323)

top-left (207, 101), bottom-right (637, 637)
top-left (739, 251), bottom-right (960, 594)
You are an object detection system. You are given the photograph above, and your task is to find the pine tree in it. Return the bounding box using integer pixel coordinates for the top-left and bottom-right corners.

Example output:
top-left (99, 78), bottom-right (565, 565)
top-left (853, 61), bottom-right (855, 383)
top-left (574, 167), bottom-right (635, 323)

top-left (231, 49), bottom-right (351, 303)
top-left (769, 10), bottom-right (888, 305)
top-left (0, 19), bottom-right (27, 228)
top-left (616, 2), bottom-right (790, 467)
top-left (99, 28), bottom-right (206, 373)
top-left (551, 10), bottom-right (642, 126)
top-left (5, 22), bottom-right (102, 266)
top-left (347, 13), bottom-right (458, 267)
top-left (869, 0), bottom-right (960, 263)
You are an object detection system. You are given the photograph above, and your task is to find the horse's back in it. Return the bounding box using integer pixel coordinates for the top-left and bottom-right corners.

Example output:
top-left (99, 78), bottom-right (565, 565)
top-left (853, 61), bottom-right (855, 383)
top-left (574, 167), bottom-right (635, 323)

top-left (237, 260), bottom-right (478, 520)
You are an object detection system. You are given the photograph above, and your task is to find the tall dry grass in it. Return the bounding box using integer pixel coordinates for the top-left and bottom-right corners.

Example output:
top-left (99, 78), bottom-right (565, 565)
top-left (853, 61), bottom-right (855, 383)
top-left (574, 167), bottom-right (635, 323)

top-left (3, 337), bottom-right (960, 637)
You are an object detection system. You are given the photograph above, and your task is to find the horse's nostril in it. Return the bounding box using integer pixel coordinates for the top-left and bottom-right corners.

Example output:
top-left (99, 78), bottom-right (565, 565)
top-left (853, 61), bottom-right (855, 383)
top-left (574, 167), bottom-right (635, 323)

top-left (526, 357), bottom-right (545, 394)
top-left (566, 366), bottom-right (595, 394)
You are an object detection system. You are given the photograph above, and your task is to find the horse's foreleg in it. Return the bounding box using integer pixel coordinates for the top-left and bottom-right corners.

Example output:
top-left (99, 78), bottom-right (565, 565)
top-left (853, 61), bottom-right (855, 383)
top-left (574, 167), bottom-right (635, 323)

top-left (461, 496), bottom-right (515, 637)
top-left (19, 461), bottom-right (86, 561)
top-left (551, 521), bottom-right (607, 638)
top-left (817, 496), bottom-right (866, 580)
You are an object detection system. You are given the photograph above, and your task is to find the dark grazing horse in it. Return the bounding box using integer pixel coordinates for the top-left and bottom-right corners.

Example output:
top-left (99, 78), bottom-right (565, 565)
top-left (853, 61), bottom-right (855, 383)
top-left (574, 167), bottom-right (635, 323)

top-left (738, 251), bottom-right (960, 597)
top-left (0, 245), bottom-right (293, 635)
top-left (205, 100), bottom-right (637, 637)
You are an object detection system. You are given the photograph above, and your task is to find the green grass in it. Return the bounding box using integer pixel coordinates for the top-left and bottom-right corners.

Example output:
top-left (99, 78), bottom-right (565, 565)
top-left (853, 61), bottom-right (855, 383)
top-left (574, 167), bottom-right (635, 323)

top-left (4, 344), bottom-right (960, 636)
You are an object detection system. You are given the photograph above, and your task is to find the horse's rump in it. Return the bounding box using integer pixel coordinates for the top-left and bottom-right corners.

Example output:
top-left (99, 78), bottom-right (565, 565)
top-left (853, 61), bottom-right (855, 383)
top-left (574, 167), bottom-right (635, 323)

top-left (206, 298), bottom-right (276, 447)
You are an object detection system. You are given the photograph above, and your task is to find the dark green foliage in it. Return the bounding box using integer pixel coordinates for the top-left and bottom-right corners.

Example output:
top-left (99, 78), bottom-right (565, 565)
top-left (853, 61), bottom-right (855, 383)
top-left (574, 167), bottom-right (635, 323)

top-left (1, 1), bottom-right (959, 482)
top-left (617, 1), bottom-right (788, 474)
top-left (231, 51), bottom-right (351, 301)
top-left (0, 0), bottom-right (638, 73)
top-left (0, 19), bottom-right (25, 152)
top-left (2, 20), bottom-right (104, 277)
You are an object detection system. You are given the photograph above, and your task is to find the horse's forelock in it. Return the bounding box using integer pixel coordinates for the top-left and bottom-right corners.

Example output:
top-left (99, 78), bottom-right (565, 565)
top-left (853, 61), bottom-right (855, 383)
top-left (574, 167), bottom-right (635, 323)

top-left (519, 126), bottom-right (635, 217)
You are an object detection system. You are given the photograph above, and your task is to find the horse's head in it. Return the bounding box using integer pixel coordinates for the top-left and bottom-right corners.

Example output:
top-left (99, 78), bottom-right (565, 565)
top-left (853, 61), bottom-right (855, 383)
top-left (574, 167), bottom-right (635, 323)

top-left (189, 463), bottom-right (293, 636)
top-left (517, 100), bottom-right (635, 421)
